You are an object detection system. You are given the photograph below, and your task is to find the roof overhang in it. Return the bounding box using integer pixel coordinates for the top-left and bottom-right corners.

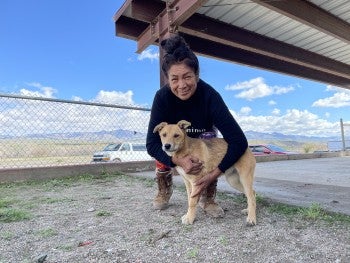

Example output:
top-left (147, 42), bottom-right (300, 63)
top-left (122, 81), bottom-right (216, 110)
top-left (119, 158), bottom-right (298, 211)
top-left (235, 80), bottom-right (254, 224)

top-left (113, 0), bottom-right (350, 89)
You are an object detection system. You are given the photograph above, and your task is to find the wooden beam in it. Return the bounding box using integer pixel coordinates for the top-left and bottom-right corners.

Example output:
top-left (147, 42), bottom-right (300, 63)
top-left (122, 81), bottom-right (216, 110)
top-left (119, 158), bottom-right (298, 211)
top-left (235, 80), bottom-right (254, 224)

top-left (113, 0), bottom-right (133, 22)
top-left (253, 0), bottom-right (350, 44)
top-left (136, 0), bottom-right (208, 53)
top-left (182, 33), bottom-right (350, 89)
top-left (130, 0), bottom-right (165, 23)
top-left (115, 16), bottom-right (148, 40)
top-left (180, 14), bottom-right (350, 80)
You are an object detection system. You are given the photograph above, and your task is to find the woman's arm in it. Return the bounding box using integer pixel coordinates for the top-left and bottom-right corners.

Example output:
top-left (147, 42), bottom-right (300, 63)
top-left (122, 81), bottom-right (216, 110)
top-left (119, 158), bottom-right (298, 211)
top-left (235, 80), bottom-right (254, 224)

top-left (211, 91), bottom-right (248, 173)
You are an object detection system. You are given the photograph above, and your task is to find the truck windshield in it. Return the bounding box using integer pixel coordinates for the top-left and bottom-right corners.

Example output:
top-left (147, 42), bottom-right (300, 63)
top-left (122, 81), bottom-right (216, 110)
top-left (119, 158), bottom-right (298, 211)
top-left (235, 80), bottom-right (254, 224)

top-left (103, 143), bottom-right (122, 151)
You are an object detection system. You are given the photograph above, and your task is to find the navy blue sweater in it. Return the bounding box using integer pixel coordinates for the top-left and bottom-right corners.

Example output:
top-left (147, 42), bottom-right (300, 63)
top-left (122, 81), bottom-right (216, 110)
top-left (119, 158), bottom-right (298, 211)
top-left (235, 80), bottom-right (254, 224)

top-left (146, 79), bottom-right (248, 173)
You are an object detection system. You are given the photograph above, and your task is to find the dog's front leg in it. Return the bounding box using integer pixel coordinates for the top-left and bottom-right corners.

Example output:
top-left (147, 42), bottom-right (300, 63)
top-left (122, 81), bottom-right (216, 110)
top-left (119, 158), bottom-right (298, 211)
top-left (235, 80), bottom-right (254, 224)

top-left (181, 181), bottom-right (200, 225)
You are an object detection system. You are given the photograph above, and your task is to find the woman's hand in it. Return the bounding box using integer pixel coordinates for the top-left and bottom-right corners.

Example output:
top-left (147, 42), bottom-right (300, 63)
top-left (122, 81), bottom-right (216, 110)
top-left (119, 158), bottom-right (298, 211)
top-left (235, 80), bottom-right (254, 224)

top-left (191, 167), bottom-right (222, 197)
top-left (172, 155), bottom-right (203, 174)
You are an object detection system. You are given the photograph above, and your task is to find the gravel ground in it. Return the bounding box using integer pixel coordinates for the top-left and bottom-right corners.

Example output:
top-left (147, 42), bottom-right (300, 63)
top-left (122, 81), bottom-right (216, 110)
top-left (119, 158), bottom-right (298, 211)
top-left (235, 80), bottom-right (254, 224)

top-left (0, 173), bottom-right (349, 263)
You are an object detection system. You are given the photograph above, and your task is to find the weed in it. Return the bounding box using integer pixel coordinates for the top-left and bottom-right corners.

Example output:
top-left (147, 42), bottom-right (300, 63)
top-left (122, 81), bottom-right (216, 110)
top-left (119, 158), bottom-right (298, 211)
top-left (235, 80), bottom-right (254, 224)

top-left (182, 224), bottom-right (193, 232)
top-left (1, 231), bottom-right (14, 240)
top-left (268, 203), bottom-right (301, 216)
top-left (0, 208), bottom-right (31, 223)
top-left (302, 203), bottom-right (324, 220)
top-left (0, 199), bottom-right (12, 208)
top-left (187, 247), bottom-right (199, 259)
top-left (56, 244), bottom-right (74, 251)
top-left (218, 235), bottom-right (229, 246)
top-left (37, 228), bottom-right (58, 238)
top-left (268, 202), bottom-right (350, 224)
top-left (96, 210), bottom-right (112, 217)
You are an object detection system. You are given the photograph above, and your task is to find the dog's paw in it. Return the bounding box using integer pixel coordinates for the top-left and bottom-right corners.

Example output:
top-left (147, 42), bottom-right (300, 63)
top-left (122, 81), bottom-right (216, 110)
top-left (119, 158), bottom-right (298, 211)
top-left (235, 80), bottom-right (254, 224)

top-left (181, 214), bottom-right (194, 225)
top-left (241, 208), bottom-right (248, 215)
top-left (246, 217), bottom-right (256, 227)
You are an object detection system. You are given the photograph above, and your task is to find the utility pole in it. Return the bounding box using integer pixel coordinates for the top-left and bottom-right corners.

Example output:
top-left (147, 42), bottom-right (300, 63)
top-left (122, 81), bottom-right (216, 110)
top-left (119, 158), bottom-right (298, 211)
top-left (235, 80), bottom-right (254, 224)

top-left (340, 118), bottom-right (350, 151)
top-left (340, 118), bottom-right (345, 151)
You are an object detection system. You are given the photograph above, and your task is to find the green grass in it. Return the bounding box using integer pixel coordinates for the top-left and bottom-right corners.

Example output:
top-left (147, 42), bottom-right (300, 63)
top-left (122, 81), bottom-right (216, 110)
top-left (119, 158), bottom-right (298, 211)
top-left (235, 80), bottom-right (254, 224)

top-left (0, 171), bottom-right (128, 223)
top-left (0, 197), bottom-right (32, 223)
top-left (186, 247), bottom-right (199, 259)
top-left (268, 202), bottom-right (350, 224)
top-left (218, 235), bottom-right (229, 246)
top-left (96, 210), bottom-right (112, 217)
top-left (0, 207), bottom-right (31, 223)
top-left (0, 231), bottom-right (14, 240)
top-left (217, 191), bottom-right (350, 225)
top-left (37, 228), bottom-right (58, 238)
top-left (0, 171), bottom-right (124, 189)
top-left (1, 172), bottom-right (349, 226)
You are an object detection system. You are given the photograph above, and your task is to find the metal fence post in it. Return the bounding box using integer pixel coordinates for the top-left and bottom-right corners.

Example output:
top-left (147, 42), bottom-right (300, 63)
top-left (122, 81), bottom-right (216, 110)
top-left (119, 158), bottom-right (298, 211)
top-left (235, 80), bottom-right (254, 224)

top-left (340, 118), bottom-right (346, 151)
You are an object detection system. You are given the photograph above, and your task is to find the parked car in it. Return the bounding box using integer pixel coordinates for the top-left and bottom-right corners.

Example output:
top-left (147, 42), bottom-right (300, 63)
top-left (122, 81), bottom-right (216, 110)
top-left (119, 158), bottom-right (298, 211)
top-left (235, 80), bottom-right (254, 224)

top-left (249, 144), bottom-right (298, 156)
top-left (92, 142), bottom-right (153, 162)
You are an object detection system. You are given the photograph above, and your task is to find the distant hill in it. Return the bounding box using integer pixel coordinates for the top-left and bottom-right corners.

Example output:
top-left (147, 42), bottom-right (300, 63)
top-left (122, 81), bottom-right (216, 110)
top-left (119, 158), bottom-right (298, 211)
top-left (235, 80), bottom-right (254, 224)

top-left (1, 129), bottom-right (344, 143)
top-left (244, 130), bottom-right (340, 142)
top-left (1, 129), bottom-right (147, 141)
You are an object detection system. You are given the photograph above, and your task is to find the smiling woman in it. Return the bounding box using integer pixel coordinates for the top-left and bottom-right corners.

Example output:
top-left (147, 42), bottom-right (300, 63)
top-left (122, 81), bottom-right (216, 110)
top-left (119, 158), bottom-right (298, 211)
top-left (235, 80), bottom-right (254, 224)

top-left (168, 64), bottom-right (198, 100)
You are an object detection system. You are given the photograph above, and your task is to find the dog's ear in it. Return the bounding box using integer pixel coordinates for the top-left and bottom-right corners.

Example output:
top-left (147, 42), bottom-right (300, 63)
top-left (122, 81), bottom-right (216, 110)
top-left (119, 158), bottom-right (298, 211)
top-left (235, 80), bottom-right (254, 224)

top-left (153, 122), bottom-right (168, 133)
top-left (177, 120), bottom-right (191, 131)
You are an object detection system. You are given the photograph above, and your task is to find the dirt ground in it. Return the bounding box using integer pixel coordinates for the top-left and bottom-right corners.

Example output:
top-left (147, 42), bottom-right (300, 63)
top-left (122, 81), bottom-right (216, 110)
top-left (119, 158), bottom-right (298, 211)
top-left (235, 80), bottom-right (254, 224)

top-left (0, 173), bottom-right (349, 263)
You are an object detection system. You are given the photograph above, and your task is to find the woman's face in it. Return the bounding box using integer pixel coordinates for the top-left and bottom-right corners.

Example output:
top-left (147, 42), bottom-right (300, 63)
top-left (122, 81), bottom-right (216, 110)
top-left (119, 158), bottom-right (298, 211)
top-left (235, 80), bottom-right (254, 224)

top-left (167, 63), bottom-right (198, 101)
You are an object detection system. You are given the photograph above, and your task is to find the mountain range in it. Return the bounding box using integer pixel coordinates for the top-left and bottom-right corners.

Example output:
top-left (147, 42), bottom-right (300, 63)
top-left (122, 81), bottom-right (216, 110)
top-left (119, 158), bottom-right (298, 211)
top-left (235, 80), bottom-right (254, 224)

top-left (1, 129), bottom-right (343, 142)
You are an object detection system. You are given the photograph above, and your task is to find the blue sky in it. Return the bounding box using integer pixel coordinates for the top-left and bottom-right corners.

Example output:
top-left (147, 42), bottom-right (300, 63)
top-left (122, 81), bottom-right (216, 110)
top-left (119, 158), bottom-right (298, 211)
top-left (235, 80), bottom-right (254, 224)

top-left (1, 0), bottom-right (350, 138)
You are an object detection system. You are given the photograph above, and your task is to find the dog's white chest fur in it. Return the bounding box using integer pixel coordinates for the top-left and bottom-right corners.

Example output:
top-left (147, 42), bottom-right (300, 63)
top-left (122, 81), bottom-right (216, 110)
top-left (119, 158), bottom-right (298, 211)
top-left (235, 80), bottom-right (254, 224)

top-left (175, 166), bottom-right (186, 177)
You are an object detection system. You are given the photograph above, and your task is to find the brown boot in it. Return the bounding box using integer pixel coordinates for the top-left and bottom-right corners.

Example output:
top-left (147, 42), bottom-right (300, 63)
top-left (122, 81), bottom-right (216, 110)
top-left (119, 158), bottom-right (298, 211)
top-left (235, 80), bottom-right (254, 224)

top-left (199, 179), bottom-right (224, 218)
top-left (153, 169), bottom-right (173, 210)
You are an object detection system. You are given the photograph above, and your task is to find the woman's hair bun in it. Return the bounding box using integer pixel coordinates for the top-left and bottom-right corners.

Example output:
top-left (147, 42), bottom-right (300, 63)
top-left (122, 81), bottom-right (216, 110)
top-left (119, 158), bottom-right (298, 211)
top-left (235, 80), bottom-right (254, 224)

top-left (160, 34), bottom-right (199, 76)
top-left (160, 35), bottom-right (188, 54)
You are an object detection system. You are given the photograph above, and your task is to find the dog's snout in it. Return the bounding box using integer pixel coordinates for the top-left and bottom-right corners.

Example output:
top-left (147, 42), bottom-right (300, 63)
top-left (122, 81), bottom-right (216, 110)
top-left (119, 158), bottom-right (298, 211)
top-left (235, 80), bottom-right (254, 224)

top-left (164, 143), bottom-right (171, 150)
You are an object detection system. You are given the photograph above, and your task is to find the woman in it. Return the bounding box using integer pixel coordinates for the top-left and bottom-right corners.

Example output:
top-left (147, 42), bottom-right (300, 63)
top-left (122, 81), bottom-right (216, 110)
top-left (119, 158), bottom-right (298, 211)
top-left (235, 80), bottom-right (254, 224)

top-left (146, 34), bottom-right (248, 217)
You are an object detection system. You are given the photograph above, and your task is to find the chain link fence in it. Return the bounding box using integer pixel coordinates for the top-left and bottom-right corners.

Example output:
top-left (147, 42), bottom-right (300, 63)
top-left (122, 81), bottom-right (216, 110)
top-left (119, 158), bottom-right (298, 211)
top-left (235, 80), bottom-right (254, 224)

top-left (0, 94), bottom-right (152, 169)
top-left (326, 119), bottom-right (350, 151)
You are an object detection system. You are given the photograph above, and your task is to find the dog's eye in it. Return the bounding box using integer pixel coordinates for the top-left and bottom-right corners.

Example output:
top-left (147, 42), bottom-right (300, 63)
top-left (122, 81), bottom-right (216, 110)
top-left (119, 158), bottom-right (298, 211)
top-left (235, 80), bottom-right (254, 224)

top-left (174, 134), bottom-right (180, 138)
top-left (161, 133), bottom-right (167, 137)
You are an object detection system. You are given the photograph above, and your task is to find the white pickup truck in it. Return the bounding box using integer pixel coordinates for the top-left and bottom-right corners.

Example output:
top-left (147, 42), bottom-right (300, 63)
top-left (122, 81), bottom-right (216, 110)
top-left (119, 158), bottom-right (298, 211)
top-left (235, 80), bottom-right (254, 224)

top-left (92, 142), bottom-right (153, 162)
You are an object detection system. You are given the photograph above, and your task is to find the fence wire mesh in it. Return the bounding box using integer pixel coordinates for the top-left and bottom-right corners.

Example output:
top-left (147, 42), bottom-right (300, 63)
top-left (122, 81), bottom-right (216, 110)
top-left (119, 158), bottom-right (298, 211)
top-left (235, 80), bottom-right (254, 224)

top-left (0, 94), bottom-right (152, 169)
top-left (1, 94), bottom-right (349, 169)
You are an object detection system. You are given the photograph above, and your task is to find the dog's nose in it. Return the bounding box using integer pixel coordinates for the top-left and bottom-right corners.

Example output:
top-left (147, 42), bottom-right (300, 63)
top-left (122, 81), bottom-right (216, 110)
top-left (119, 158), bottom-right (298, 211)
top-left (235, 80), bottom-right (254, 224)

top-left (164, 144), bottom-right (171, 150)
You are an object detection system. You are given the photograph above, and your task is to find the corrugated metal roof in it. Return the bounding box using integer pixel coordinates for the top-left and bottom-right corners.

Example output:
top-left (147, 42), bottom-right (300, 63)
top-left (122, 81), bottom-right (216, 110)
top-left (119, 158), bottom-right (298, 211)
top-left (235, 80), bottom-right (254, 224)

top-left (114, 0), bottom-right (350, 88)
top-left (196, 0), bottom-right (350, 65)
top-left (313, 0), bottom-right (350, 22)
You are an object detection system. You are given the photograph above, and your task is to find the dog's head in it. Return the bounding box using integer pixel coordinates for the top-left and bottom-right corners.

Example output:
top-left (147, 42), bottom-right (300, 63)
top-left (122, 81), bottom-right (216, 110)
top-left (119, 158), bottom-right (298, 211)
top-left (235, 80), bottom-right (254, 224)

top-left (153, 120), bottom-right (191, 156)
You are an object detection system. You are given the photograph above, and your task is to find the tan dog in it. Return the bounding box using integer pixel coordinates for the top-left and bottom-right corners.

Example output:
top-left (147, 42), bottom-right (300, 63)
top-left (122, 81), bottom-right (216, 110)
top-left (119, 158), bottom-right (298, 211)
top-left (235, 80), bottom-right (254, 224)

top-left (154, 120), bottom-right (256, 226)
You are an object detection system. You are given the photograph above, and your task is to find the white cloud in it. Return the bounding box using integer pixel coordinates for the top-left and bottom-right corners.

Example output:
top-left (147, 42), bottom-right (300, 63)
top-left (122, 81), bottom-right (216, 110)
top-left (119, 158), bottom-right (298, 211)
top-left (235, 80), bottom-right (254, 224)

top-left (93, 90), bottom-right (134, 105)
top-left (19, 82), bottom-right (57, 98)
top-left (272, 108), bottom-right (280, 115)
top-left (137, 48), bottom-right (159, 62)
top-left (268, 100), bottom-right (276, 106)
top-left (71, 96), bottom-right (83, 101)
top-left (233, 108), bottom-right (340, 137)
top-left (325, 85), bottom-right (344, 92)
top-left (0, 88), bottom-right (150, 137)
top-left (312, 88), bottom-right (350, 108)
top-left (240, 106), bottom-right (252, 115)
top-left (225, 77), bottom-right (294, 101)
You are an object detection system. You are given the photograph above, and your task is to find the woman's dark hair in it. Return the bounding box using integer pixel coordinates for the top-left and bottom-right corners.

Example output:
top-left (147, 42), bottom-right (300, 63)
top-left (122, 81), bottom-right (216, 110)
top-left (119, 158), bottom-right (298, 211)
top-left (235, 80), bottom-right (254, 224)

top-left (160, 35), bottom-right (199, 77)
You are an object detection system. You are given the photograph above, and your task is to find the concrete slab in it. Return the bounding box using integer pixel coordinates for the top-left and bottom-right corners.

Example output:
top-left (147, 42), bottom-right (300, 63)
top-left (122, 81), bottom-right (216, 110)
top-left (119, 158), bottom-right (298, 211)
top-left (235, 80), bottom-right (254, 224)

top-left (128, 156), bottom-right (350, 215)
